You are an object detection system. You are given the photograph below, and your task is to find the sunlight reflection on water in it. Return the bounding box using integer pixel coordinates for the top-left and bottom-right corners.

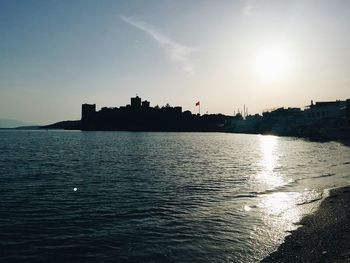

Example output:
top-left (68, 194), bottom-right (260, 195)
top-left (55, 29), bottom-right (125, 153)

top-left (254, 136), bottom-right (323, 255)
top-left (1, 131), bottom-right (350, 262)
top-left (256, 135), bottom-right (286, 189)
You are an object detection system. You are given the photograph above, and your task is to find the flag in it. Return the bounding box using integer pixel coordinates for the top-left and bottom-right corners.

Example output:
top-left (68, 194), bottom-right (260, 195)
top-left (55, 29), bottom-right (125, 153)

top-left (195, 101), bottom-right (200, 106)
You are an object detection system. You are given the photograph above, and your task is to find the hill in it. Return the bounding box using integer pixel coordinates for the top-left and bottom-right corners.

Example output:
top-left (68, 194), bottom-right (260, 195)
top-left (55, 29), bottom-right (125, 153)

top-left (40, 120), bottom-right (81, 130)
top-left (0, 118), bottom-right (36, 128)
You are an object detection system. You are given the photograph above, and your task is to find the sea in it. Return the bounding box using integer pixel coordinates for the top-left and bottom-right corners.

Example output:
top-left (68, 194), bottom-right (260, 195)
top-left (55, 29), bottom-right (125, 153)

top-left (0, 130), bottom-right (349, 262)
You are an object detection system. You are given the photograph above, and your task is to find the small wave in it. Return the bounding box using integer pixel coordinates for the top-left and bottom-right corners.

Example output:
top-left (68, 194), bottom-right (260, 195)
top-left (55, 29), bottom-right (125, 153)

top-left (294, 173), bottom-right (335, 183)
top-left (232, 193), bottom-right (258, 199)
top-left (255, 184), bottom-right (294, 196)
top-left (296, 195), bottom-right (323, 206)
top-left (317, 173), bottom-right (335, 178)
top-left (329, 161), bottom-right (350, 167)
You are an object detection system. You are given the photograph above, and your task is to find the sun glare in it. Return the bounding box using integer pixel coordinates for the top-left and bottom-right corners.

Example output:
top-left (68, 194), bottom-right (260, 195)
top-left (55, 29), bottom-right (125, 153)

top-left (254, 45), bottom-right (294, 81)
top-left (257, 135), bottom-right (285, 188)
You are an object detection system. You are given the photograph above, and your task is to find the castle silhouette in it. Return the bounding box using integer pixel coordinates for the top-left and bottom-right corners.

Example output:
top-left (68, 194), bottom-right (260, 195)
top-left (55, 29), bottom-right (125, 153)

top-left (40, 96), bottom-right (349, 141)
top-left (81, 96), bottom-right (232, 131)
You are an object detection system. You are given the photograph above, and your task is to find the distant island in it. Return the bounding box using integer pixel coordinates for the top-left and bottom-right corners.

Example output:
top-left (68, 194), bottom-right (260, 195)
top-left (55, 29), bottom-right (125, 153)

top-left (0, 118), bottom-right (37, 129)
top-left (41, 96), bottom-right (350, 142)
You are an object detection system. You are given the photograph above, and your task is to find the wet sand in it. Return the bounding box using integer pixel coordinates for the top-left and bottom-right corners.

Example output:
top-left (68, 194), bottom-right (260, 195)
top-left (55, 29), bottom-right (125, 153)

top-left (262, 186), bottom-right (350, 263)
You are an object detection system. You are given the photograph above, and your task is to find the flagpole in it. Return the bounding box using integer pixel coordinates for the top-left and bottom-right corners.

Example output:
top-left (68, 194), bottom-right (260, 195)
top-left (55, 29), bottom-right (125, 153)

top-left (195, 101), bottom-right (200, 115)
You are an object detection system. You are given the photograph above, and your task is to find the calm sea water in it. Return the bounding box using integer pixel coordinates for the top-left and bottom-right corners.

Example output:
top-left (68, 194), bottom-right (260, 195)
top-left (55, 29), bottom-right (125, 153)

top-left (0, 130), bottom-right (349, 262)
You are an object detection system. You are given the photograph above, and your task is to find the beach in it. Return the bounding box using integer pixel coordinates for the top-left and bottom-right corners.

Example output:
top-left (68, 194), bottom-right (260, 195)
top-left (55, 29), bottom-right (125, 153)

top-left (262, 186), bottom-right (350, 262)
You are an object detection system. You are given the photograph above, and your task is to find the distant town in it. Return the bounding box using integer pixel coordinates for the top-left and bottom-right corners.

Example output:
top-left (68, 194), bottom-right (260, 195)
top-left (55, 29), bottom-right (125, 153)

top-left (42, 96), bottom-right (350, 141)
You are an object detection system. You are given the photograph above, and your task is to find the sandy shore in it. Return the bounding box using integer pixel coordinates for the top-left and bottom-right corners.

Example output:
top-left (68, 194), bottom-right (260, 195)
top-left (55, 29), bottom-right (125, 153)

top-left (262, 186), bottom-right (350, 263)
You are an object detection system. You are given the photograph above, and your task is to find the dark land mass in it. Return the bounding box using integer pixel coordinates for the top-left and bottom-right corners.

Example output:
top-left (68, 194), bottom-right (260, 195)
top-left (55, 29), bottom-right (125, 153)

top-left (80, 97), bottom-right (238, 132)
top-left (262, 186), bottom-right (350, 263)
top-left (40, 120), bottom-right (81, 130)
top-left (0, 126), bottom-right (40, 130)
top-left (37, 96), bottom-right (350, 142)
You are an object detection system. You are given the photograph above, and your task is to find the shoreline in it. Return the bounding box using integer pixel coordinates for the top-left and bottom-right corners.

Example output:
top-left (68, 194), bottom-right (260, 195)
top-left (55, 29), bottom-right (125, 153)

top-left (262, 185), bottom-right (350, 262)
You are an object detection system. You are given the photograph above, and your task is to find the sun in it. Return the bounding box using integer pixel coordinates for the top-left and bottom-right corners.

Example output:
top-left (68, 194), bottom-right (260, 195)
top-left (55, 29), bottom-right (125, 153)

top-left (253, 45), bottom-right (294, 81)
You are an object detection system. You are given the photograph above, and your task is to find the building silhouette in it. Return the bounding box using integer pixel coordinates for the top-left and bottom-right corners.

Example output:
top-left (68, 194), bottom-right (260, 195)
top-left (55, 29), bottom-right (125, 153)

top-left (303, 100), bottom-right (346, 122)
top-left (131, 96), bottom-right (141, 108)
top-left (81, 96), bottom-right (232, 131)
top-left (41, 96), bottom-right (349, 141)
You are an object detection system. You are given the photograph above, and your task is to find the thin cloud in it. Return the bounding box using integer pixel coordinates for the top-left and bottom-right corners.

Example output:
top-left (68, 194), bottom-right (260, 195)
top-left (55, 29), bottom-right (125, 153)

top-left (242, 0), bottom-right (257, 16)
top-left (121, 15), bottom-right (196, 75)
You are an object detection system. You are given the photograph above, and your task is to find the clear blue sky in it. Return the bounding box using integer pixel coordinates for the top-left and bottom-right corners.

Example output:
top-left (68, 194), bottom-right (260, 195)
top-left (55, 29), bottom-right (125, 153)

top-left (1, 0), bottom-right (350, 124)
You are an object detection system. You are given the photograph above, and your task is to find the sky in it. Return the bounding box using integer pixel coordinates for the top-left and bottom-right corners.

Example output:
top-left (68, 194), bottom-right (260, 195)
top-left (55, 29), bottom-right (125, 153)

top-left (1, 0), bottom-right (350, 124)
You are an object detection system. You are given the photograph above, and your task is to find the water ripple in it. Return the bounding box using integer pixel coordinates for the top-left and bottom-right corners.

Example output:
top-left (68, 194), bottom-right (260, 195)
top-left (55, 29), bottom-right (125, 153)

top-left (1, 131), bottom-right (349, 262)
